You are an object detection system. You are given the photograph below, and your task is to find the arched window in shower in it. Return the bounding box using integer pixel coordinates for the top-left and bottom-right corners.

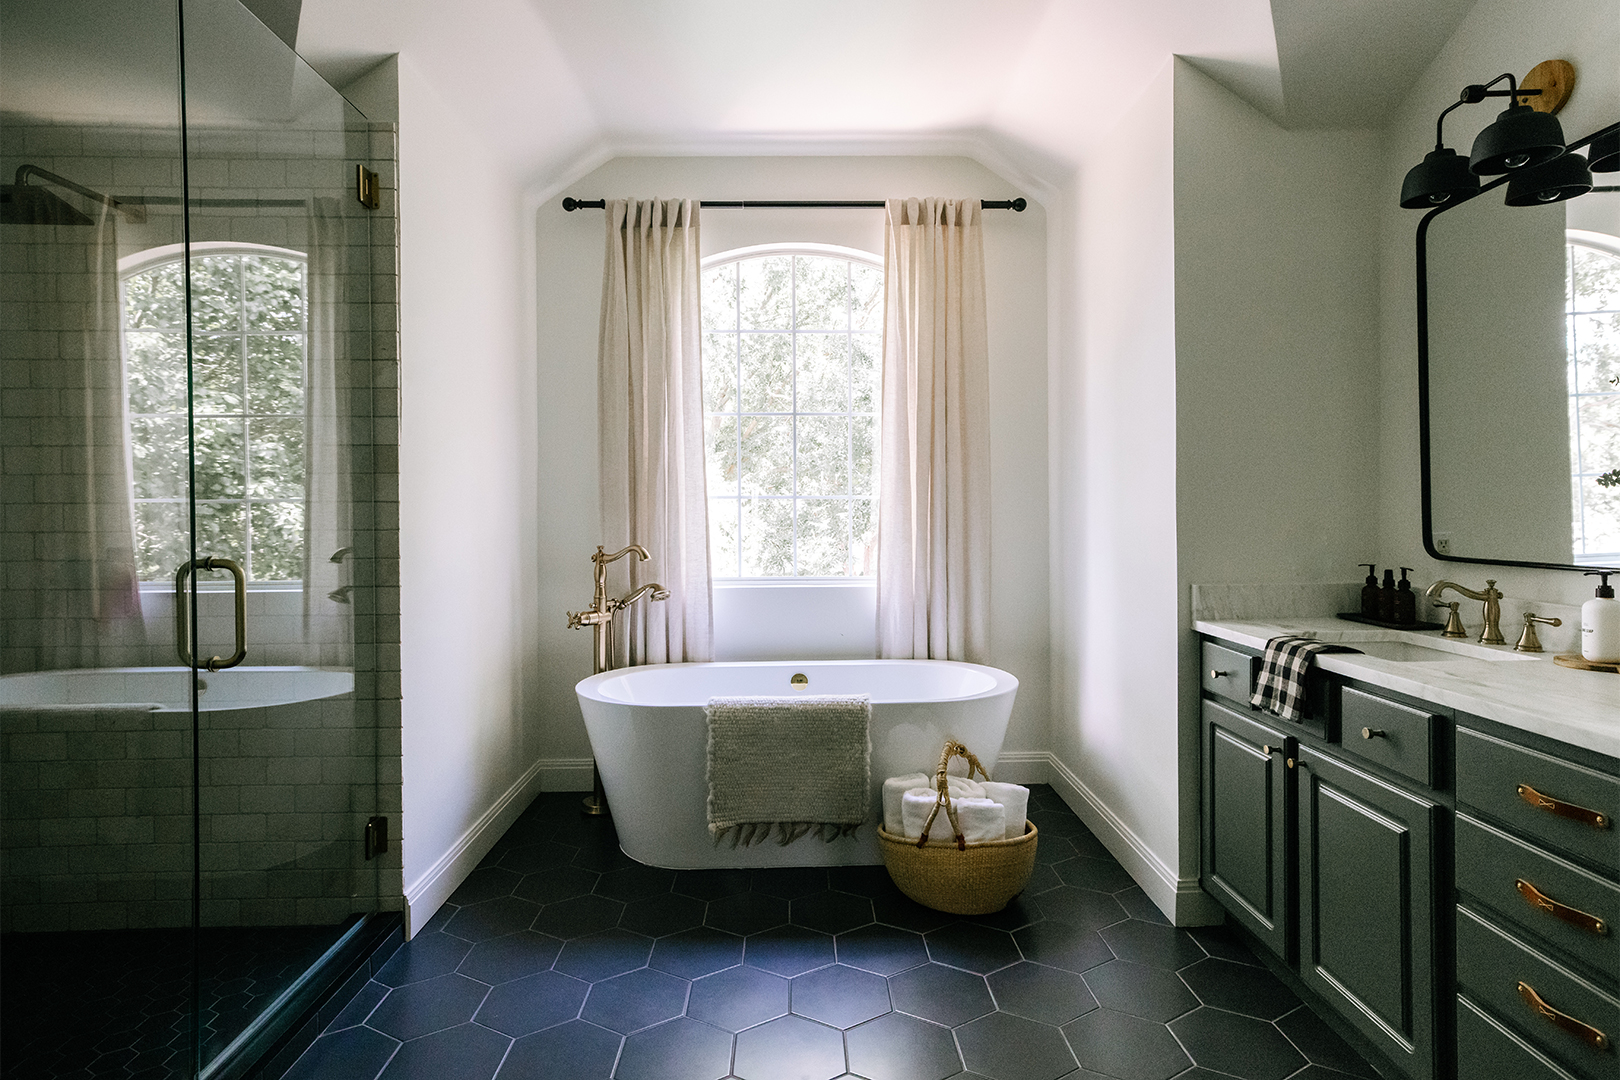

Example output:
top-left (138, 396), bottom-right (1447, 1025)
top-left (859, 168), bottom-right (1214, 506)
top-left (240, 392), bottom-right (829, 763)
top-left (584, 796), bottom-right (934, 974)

top-left (120, 242), bottom-right (308, 582)
top-left (1567, 229), bottom-right (1620, 565)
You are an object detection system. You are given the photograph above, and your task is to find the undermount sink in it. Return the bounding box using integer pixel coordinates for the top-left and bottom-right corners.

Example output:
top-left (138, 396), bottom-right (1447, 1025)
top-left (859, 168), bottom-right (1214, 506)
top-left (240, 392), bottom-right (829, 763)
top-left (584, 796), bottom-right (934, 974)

top-left (1350, 639), bottom-right (1534, 663)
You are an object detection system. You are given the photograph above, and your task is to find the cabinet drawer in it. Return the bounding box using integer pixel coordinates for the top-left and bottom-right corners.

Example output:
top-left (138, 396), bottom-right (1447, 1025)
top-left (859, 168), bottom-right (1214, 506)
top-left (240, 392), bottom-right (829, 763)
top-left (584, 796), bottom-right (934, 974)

top-left (1456, 727), bottom-right (1620, 871)
top-left (1456, 813), bottom-right (1620, 988)
top-left (1458, 994), bottom-right (1583, 1080)
top-left (1202, 642), bottom-right (1256, 708)
top-left (1456, 904), bottom-right (1619, 1080)
top-left (1338, 685), bottom-right (1439, 786)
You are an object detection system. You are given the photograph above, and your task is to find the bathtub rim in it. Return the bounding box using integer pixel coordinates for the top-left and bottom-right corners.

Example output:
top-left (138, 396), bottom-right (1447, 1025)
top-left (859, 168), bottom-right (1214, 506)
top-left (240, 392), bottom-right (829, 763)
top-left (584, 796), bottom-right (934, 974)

top-left (575, 657), bottom-right (1019, 707)
top-left (0, 665), bottom-right (356, 712)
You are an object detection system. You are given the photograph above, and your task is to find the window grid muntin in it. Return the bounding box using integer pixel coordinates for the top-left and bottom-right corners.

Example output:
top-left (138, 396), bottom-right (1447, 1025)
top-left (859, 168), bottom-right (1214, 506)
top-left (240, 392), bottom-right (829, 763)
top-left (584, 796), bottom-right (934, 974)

top-left (704, 252), bottom-right (878, 577)
top-left (121, 252), bottom-right (307, 582)
top-left (1567, 238), bottom-right (1620, 562)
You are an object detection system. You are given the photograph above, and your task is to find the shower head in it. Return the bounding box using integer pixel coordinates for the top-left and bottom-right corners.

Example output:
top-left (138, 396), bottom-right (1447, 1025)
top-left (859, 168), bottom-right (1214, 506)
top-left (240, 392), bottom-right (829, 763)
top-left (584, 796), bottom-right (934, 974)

top-left (0, 183), bottom-right (95, 225)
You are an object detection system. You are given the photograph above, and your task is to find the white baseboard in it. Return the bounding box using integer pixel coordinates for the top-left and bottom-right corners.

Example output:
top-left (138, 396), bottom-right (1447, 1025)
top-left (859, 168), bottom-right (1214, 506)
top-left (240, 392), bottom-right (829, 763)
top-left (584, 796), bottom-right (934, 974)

top-left (1045, 753), bottom-right (1222, 927)
top-left (991, 750), bottom-right (1052, 786)
top-left (403, 757), bottom-right (549, 938)
top-left (538, 757), bottom-right (595, 792)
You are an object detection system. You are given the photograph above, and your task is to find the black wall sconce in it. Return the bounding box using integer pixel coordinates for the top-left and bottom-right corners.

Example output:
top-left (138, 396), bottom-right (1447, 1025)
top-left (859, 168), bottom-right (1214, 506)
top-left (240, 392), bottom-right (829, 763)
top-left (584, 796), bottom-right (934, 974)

top-left (1400, 60), bottom-right (1579, 209)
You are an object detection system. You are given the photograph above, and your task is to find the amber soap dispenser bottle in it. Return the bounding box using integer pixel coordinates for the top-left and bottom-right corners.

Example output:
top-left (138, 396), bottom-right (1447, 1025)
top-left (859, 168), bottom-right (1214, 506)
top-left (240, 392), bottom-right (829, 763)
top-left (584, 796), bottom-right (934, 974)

top-left (1360, 564), bottom-right (1380, 617)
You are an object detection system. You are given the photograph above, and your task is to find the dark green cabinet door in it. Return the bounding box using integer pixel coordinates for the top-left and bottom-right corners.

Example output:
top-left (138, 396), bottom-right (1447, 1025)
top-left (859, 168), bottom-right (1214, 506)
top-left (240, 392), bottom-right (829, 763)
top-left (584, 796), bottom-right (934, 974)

top-left (1201, 702), bottom-right (1290, 959)
top-left (1298, 749), bottom-right (1439, 1080)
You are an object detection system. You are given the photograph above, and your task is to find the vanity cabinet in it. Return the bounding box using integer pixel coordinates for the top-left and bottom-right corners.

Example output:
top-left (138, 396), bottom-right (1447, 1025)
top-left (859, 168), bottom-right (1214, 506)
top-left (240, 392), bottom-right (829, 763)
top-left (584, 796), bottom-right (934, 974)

top-left (1200, 701), bottom-right (1291, 959)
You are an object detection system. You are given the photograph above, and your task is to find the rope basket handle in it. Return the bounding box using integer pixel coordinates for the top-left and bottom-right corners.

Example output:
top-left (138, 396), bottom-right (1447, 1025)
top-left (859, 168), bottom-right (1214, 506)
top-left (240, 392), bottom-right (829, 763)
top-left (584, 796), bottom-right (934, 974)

top-left (917, 740), bottom-right (991, 851)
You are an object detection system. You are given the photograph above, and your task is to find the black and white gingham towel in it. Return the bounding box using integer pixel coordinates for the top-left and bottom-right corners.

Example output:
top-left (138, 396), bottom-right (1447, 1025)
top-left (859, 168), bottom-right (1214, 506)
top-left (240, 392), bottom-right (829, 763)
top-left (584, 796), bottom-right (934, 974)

top-left (1250, 637), bottom-right (1359, 722)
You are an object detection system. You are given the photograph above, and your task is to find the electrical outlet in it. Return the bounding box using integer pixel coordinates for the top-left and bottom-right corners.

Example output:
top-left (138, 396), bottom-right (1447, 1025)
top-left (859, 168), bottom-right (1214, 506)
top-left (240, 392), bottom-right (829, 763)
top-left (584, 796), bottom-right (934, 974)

top-left (1433, 533), bottom-right (1451, 556)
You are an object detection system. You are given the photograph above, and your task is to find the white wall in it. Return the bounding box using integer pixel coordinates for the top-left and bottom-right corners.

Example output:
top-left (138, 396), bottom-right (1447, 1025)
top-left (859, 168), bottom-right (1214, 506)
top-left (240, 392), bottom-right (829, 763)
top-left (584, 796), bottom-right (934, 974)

top-left (532, 155), bottom-right (1052, 785)
top-left (396, 55), bottom-right (537, 935)
top-left (1376, 0), bottom-right (1620, 611)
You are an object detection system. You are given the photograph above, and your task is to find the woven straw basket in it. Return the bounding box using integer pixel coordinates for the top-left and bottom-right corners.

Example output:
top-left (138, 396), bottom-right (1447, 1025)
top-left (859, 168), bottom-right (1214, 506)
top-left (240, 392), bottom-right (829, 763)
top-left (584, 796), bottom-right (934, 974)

top-left (876, 741), bottom-right (1038, 915)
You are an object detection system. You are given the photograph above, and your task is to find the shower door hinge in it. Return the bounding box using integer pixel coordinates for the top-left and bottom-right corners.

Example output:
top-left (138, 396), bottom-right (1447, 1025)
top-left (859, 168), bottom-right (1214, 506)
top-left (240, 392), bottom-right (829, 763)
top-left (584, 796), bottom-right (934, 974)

top-left (365, 815), bottom-right (389, 860)
top-left (356, 165), bottom-right (381, 210)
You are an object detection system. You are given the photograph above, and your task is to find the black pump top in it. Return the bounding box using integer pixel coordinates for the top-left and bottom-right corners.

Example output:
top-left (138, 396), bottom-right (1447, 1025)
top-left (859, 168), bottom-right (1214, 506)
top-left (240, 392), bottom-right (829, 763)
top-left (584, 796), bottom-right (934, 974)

top-left (1361, 563), bottom-right (1377, 584)
top-left (1382, 568), bottom-right (1395, 584)
top-left (1588, 570), bottom-right (1616, 599)
top-left (1398, 567), bottom-right (1414, 590)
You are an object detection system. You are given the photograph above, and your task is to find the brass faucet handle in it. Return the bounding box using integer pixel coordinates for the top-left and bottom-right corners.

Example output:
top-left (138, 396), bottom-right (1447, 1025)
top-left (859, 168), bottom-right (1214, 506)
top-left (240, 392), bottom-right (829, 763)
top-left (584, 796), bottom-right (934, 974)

top-left (568, 609), bottom-right (612, 629)
top-left (1434, 600), bottom-right (1467, 638)
top-left (1514, 613), bottom-right (1562, 653)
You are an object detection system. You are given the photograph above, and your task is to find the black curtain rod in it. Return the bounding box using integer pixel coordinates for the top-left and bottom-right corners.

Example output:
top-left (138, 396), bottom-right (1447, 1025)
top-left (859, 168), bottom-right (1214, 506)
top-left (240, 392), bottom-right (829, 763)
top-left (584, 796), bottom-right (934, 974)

top-left (562, 197), bottom-right (1027, 212)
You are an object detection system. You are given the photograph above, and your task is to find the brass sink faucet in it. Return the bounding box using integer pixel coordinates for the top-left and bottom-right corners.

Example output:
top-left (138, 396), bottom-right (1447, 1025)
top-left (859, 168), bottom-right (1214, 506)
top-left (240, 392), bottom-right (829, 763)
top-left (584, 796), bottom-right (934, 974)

top-left (567, 544), bottom-right (670, 675)
top-left (1425, 578), bottom-right (1505, 644)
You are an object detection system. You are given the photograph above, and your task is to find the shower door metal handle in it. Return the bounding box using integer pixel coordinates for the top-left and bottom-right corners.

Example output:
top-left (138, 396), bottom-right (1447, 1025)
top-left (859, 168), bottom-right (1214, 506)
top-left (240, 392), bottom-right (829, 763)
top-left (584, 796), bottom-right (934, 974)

top-left (174, 557), bottom-right (247, 671)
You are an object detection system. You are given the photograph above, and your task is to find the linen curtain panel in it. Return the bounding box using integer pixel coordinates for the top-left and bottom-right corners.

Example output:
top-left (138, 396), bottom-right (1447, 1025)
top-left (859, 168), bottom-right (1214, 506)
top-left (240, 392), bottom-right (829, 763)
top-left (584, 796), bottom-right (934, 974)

top-left (301, 197), bottom-right (354, 663)
top-left (598, 198), bottom-right (712, 665)
top-left (876, 198), bottom-right (991, 662)
top-left (0, 202), bottom-right (145, 672)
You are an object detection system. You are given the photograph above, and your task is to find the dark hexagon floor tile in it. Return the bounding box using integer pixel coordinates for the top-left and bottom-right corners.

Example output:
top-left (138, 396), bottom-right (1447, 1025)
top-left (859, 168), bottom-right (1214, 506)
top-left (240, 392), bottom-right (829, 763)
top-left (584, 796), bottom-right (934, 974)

top-left (956, 1011), bottom-right (1077, 1080)
top-left (570, 841), bottom-right (639, 873)
top-left (923, 922), bottom-right (1021, 974)
top-left (1114, 887), bottom-right (1172, 926)
top-left (473, 969), bottom-right (589, 1038)
top-left (835, 923), bottom-right (928, 976)
top-left (688, 965), bottom-right (790, 1032)
top-left (495, 1019), bottom-right (620, 1080)
top-left (791, 891), bottom-right (874, 936)
top-left (1062, 1007), bottom-right (1191, 1080)
top-left (673, 869), bottom-right (754, 900)
top-left (987, 962), bottom-right (1097, 1026)
top-left (620, 892), bottom-right (708, 938)
top-left (733, 1014), bottom-right (844, 1080)
top-left (1030, 833), bottom-right (1079, 864)
top-left (615, 1017), bottom-right (734, 1080)
top-left (791, 964), bottom-right (890, 1029)
top-left (446, 896), bottom-right (543, 943)
top-left (533, 894), bottom-right (624, 939)
top-left (870, 892), bottom-right (955, 934)
top-left (844, 1011), bottom-right (961, 1080)
top-left (324, 978), bottom-right (390, 1032)
top-left (449, 867), bottom-right (523, 907)
top-left (1276, 1005), bottom-right (1380, 1078)
top-left (378, 1022), bottom-right (510, 1080)
top-left (553, 928), bottom-right (653, 982)
top-left (744, 925), bottom-right (835, 977)
top-left (457, 930), bottom-right (564, 985)
top-left (282, 1024), bottom-right (399, 1080)
top-left (1178, 956), bottom-right (1299, 1020)
top-left (595, 864), bottom-right (677, 903)
top-left (649, 927), bottom-right (745, 979)
top-left (1012, 919), bottom-right (1113, 974)
top-left (368, 974), bottom-right (491, 1042)
top-left (1097, 920), bottom-right (1203, 972)
top-left (499, 840), bottom-right (578, 875)
top-left (1033, 887), bottom-right (1128, 932)
top-left (961, 893), bottom-right (1042, 932)
top-left (707, 892), bottom-right (790, 937)
top-left (514, 866), bottom-right (600, 906)
top-left (825, 864), bottom-right (895, 898)
top-left (1021, 861), bottom-right (1064, 895)
top-left (751, 867), bottom-right (830, 900)
top-left (581, 968), bottom-right (689, 1034)
top-left (1170, 1006), bottom-right (1307, 1080)
top-left (887, 963), bottom-right (993, 1027)
top-left (375, 933), bottom-right (474, 988)
top-left (1051, 856), bottom-right (1137, 894)
top-left (1187, 923), bottom-right (1262, 966)
top-left (1080, 960), bottom-right (1198, 1024)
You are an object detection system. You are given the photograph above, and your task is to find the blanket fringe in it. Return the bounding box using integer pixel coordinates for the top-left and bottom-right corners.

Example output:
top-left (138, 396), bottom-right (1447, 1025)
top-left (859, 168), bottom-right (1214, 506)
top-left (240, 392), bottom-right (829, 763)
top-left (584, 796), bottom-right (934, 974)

top-left (709, 821), bottom-right (863, 848)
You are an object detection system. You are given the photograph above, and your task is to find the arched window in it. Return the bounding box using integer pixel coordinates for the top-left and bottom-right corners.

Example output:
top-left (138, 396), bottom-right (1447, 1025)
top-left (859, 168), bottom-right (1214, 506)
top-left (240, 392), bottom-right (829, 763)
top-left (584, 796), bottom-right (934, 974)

top-left (1567, 230), bottom-right (1620, 564)
top-left (701, 245), bottom-right (882, 577)
top-left (120, 242), bottom-right (307, 582)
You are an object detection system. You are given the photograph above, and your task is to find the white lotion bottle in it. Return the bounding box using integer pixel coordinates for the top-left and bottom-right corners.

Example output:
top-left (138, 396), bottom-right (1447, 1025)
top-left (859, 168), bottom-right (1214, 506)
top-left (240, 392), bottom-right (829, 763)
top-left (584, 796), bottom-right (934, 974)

top-left (1581, 571), bottom-right (1620, 664)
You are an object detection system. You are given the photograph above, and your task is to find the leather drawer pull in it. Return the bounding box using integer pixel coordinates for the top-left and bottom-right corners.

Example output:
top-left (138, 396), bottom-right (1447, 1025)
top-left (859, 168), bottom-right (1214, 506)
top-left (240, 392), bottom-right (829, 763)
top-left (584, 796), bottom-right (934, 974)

top-left (1516, 878), bottom-right (1610, 936)
top-left (1517, 982), bottom-right (1611, 1051)
top-left (1517, 784), bottom-right (1612, 830)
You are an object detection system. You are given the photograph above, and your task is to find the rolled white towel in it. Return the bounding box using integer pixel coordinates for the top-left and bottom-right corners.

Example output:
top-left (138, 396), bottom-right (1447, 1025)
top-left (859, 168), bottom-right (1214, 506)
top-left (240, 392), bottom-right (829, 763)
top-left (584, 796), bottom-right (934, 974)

top-left (980, 781), bottom-right (1030, 840)
top-left (901, 788), bottom-right (1006, 845)
top-left (883, 773), bottom-right (987, 833)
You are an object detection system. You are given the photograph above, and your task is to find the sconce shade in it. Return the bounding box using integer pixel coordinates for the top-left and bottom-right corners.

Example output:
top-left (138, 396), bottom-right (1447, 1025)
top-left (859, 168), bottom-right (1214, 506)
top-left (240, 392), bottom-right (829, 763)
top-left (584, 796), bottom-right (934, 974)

top-left (1400, 147), bottom-right (1481, 208)
top-left (1503, 151), bottom-right (1593, 205)
top-left (1469, 104), bottom-right (1566, 174)
top-left (1589, 130), bottom-right (1619, 173)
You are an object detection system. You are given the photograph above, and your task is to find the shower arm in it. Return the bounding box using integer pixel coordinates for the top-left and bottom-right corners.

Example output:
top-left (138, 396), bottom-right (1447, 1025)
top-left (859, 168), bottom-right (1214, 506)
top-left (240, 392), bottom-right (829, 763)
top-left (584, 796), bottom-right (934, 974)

top-left (15, 165), bottom-right (146, 223)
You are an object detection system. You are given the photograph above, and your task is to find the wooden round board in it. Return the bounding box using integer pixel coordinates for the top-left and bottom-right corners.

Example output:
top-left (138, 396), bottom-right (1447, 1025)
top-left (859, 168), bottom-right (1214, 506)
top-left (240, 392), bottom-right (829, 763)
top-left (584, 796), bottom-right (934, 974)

top-left (1554, 653), bottom-right (1620, 674)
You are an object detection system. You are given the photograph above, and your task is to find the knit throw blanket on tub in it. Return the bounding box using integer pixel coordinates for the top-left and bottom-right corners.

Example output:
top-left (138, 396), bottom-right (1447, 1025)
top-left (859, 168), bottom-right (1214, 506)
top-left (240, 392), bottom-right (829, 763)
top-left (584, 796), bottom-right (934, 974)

top-left (705, 695), bottom-right (872, 847)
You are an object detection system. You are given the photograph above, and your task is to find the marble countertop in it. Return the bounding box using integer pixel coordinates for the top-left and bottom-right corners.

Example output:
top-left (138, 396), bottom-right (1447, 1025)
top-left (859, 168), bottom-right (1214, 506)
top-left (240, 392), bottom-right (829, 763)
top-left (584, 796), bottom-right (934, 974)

top-left (1195, 617), bottom-right (1620, 761)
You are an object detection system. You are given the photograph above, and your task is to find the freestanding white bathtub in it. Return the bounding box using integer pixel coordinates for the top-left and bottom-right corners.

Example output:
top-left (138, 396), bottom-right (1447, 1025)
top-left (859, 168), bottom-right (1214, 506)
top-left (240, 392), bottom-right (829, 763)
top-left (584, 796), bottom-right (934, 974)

top-left (575, 659), bottom-right (1019, 868)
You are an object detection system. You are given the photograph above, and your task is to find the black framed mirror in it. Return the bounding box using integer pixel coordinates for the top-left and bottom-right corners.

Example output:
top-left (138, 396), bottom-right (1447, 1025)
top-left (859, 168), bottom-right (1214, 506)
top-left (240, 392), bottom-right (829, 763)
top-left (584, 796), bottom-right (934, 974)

top-left (1418, 120), bottom-right (1620, 573)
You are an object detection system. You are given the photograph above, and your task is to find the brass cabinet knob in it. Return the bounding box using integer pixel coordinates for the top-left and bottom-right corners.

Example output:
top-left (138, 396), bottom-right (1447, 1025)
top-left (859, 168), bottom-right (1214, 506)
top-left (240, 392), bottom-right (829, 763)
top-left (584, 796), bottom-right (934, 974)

top-left (1209, 669), bottom-right (1230, 679)
top-left (1362, 727), bottom-right (1387, 740)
